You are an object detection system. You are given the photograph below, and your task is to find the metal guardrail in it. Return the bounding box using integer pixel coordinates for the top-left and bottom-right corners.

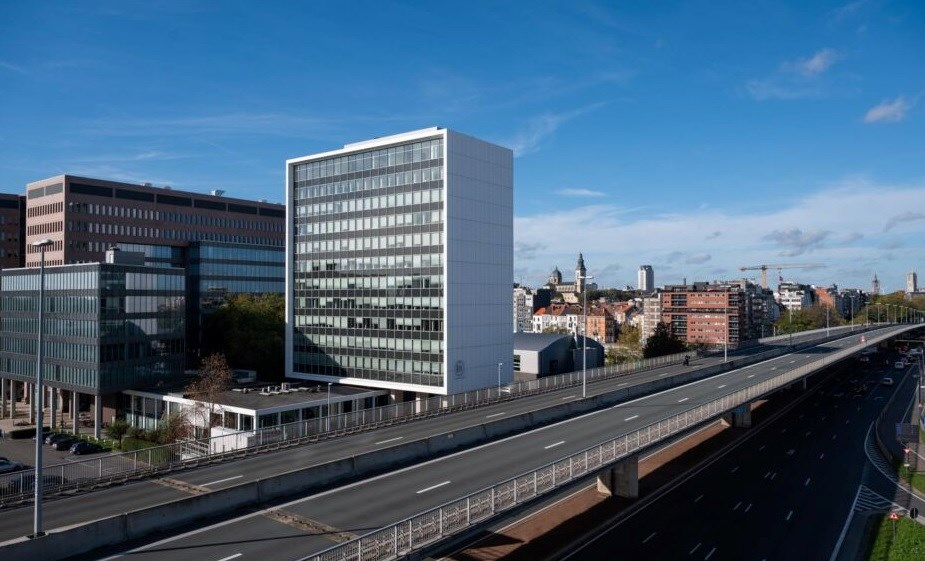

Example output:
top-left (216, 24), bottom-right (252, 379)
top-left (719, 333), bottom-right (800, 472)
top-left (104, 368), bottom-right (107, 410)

top-left (0, 324), bottom-right (885, 504)
top-left (299, 326), bottom-right (908, 561)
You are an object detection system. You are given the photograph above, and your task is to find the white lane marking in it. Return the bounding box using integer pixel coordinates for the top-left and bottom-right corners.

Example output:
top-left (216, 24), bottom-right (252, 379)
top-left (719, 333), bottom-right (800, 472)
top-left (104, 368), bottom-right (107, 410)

top-left (730, 466), bottom-right (739, 474)
top-left (643, 531), bottom-right (657, 543)
top-left (485, 412), bottom-right (506, 418)
top-left (805, 478), bottom-right (811, 487)
top-left (786, 510), bottom-right (794, 521)
top-left (821, 415), bottom-right (826, 421)
top-left (678, 397), bottom-right (690, 403)
top-left (745, 503), bottom-right (753, 513)
top-left (625, 415), bottom-right (639, 421)
top-left (845, 419), bottom-right (850, 425)
top-left (717, 384), bottom-right (726, 389)
top-left (705, 547), bottom-right (717, 560)
top-left (694, 494), bottom-right (704, 503)
top-left (617, 382), bottom-right (628, 387)
top-left (733, 501), bottom-right (742, 511)
top-left (217, 555), bottom-right (242, 561)
top-left (820, 453), bottom-right (825, 460)
top-left (562, 395), bottom-right (576, 400)
top-left (201, 475), bottom-right (243, 487)
top-left (832, 434), bottom-right (837, 440)
top-left (374, 437), bottom-right (405, 445)
top-left (787, 449), bottom-right (796, 456)
top-left (545, 441), bottom-right (565, 450)
top-left (789, 360), bottom-right (796, 364)
top-left (416, 480), bottom-right (451, 494)
top-left (747, 374), bottom-right (755, 378)
top-left (770, 472), bottom-right (777, 481)
top-left (764, 471), bottom-right (771, 479)
top-left (690, 542), bottom-right (702, 554)
top-left (805, 431), bottom-right (811, 437)
top-left (758, 445), bottom-right (766, 451)
top-left (659, 372), bottom-right (672, 377)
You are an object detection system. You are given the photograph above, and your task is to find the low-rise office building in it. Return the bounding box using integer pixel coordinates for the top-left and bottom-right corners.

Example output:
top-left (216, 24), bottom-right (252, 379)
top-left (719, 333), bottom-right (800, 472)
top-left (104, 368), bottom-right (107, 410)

top-left (0, 250), bottom-right (185, 437)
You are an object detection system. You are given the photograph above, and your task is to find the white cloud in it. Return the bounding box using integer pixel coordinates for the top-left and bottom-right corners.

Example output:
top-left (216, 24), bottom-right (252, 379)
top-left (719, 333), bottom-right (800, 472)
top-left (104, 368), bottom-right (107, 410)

top-left (864, 97), bottom-right (911, 123)
top-left (509, 103), bottom-right (605, 157)
top-left (883, 211), bottom-right (925, 232)
top-left (557, 188), bottom-right (606, 197)
top-left (0, 60), bottom-right (26, 74)
top-left (514, 178), bottom-right (925, 290)
top-left (784, 49), bottom-right (839, 76)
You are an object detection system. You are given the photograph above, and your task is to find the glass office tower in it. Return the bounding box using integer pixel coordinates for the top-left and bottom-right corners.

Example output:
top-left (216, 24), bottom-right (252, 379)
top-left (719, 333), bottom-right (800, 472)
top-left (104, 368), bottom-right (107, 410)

top-left (0, 261), bottom-right (185, 395)
top-left (287, 128), bottom-right (513, 396)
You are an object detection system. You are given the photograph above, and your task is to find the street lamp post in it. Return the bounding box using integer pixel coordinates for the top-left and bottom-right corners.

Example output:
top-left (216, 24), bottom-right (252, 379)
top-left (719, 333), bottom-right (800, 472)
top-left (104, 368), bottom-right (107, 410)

top-left (31, 238), bottom-right (53, 539)
top-left (580, 274), bottom-right (594, 398)
top-left (497, 362), bottom-right (502, 395)
top-left (826, 306), bottom-right (830, 337)
top-left (326, 382), bottom-right (332, 432)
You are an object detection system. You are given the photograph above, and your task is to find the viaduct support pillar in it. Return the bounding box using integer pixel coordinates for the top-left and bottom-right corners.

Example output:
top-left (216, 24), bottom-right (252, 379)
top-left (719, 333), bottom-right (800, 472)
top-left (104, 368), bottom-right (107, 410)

top-left (722, 404), bottom-right (752, 428)
top-left (597, 454), bottom-right (639, 498)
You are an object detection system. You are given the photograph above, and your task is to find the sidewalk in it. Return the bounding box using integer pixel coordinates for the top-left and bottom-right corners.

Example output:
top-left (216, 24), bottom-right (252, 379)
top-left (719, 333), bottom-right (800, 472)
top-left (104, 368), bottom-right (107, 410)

top-left (0, 399), bottom-right (94, 467)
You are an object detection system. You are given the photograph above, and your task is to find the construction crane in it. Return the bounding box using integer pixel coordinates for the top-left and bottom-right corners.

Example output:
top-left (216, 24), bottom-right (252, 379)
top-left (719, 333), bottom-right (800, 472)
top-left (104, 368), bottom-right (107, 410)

top-left (738, 263), bottom-right (825, 289)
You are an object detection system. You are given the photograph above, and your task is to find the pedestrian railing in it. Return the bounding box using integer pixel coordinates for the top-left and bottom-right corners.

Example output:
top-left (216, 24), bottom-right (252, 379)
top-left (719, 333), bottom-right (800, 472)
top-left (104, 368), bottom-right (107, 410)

top-left (298, 327), bottom-right (896, 561)
top-left (0, 324), bottom-right (893, 505)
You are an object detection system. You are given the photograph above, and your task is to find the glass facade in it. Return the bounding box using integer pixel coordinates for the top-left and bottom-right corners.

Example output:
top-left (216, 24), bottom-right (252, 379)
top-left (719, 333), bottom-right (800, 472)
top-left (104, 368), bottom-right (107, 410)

top-left (0, 263), bottom-right (185, 394)
top-left (291, 136), bottom-right (446, 387)
top-left (186, 241), bottom-right (285, 364)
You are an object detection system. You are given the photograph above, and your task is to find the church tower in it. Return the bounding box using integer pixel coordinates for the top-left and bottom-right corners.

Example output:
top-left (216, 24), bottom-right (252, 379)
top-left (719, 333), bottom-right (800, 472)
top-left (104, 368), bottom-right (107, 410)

top-left (548, 266), bottom-right (562, 286)
top-left (872, 274), bottom-right (880, 296)
top-left (576, 252), bottom-right (587, 293)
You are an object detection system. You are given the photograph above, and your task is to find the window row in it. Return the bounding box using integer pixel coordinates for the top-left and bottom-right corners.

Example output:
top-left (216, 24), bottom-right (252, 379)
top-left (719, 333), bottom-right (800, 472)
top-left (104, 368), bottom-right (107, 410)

top-left (296, 295), bottom-right (442, 312)
top-left (295, 181), bottom-right (443, 212)
top-left (27, 201), bottom-right (63, 218)
top-left (294, 253), bottom-right (442, 274)
top-left (305, 333), bottom-right (443, 354)
top-left (68, 202), bottom-right (283, 233)
top-left (292, 273), bottom-right (442, 291)
top-left (294, 233), bottom-right (442, 257)
top-left (295, 316), bottom-right (442, 331)
top-left (294, 139), bottom-right (443, 182)
top-left (2, 357), bottom-right (99, 389)
top-left (27, 221), bottom-right (63, 235)
top-left (294, 352), bottom-right (443, 382)
top-left (295, 210), bottom-right (441, 237)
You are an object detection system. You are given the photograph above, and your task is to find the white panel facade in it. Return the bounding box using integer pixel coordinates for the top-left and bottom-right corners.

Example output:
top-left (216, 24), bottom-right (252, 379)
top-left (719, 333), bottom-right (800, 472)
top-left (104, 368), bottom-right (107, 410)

top-left (444, 130), bottom-right (514, 394)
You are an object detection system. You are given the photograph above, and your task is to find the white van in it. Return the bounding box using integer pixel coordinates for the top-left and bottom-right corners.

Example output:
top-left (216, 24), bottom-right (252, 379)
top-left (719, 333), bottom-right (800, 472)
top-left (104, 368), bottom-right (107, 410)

top-left (881, 377), bottom-right (894, 386)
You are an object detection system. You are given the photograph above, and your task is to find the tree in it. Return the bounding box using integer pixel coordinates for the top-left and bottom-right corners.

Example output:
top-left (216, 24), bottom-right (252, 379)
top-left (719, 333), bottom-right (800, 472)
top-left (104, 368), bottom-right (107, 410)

top-left (185, 353), bottom-right (233, 436)
top-left (202, 293), bottom-right (285, 381)
top-left (157, 411), bottom-right (192, 444)
top-left (613, 324), bottom-right (642, 361)
top-left (542, 325), bottom-right (569, 334)
top-left (105, 419), bottom-right (130, 442)
top-left (775, 304), bottom-right (844, 334)
top-left (643, 322), bottom-right (687, 358)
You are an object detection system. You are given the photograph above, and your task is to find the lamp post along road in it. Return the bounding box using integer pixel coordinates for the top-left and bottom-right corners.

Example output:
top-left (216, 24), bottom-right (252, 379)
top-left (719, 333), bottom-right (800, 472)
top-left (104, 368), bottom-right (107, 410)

top-left (580, 273), bottom-right (594, 398)
top-left (32, 238), bottom-right (53, 538)
top-left (497, 362), bottom-right (502, 395)
top-left (326, 382), bottom-right (332, 432)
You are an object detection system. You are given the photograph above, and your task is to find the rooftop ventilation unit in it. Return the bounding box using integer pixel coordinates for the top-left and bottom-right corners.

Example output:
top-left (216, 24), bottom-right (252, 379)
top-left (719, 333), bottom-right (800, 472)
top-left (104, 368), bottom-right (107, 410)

top-left (211, 189), bottom-right (225, 197)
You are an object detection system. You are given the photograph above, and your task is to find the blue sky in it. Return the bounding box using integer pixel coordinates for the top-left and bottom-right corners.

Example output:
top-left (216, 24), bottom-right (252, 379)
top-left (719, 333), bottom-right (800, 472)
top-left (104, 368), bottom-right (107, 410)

top-left (1, 1), bottom-right (922, 292)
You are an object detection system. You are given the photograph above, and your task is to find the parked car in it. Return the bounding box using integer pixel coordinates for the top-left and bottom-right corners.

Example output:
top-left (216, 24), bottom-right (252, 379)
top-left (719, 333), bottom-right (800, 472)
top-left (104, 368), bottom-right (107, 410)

top-left (0, 459), bottom-right (25, 474)
top-left (46, 433), bottom-right (73, 446)
top-left (69, 441), bottom-right (102, 455)
top-left (51, 437), bottom-right (77, 451)
top-left (881, 377), bottom-right (894, 386)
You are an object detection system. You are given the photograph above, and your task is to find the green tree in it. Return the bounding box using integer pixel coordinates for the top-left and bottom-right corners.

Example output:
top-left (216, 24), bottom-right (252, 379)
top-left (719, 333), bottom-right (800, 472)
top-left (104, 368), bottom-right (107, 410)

top-left (614, 324), bottom-right (642, 361)
top-left (105, 419), bottom-right (130, 442)
top-left (643, 322), bottom-right (687, 358)
top-left (202, 293), bottom-right (285, 381)
top-left (775, 304), bottom-right (844, 334)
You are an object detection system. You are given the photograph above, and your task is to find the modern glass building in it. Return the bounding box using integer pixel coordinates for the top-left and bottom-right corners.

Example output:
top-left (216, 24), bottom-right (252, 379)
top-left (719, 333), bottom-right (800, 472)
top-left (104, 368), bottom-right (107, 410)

top-left (286, 127), bottom-right (513, 396)
top-left (0, 255), bottom-right (185, 435)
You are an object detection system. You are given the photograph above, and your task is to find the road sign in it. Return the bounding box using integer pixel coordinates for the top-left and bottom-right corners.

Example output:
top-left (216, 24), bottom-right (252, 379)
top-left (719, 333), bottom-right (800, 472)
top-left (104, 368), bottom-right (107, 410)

top-left (890, 512), bottom-right (899, 521)
top-left (911, 507), bottom-right (919, 519)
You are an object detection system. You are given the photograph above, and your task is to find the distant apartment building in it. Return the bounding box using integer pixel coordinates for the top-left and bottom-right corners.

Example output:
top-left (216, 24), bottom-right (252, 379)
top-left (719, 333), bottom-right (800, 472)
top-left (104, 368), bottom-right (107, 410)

top-left (658, 282), bottom-right (744, 347)
top-left (640, 294), bottom-right (662, 342)
top-left (287, 127), bottom-right (513, 397)
top-left (24, 174), bottom-right (284, 267)
top-left (532, 304), bottom-right (581, 336)
top-left (814, 285), bottom-right (842, 313)
top-left (586, 306), bottom-right (616, 343)
top-left (513, 285), bottom-right (551, 332)
top-left (776, 282), bottom-right (815, 312)
top-left (839, 288), bottom-right (865, 319)
top-left (637, 265), bottom-right (654, 292)
top-left (0, 193), bottom-right (25, 269)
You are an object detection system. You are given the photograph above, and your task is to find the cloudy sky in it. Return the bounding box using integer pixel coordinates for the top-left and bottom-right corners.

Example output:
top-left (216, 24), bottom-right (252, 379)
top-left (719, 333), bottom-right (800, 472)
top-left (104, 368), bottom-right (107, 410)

top-left (0, 1), bottom-right (922, 291)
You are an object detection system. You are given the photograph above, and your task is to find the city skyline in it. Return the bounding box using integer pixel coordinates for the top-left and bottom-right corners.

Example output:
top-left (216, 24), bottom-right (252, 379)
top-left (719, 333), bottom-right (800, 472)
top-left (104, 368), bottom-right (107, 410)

top-left (1, 1), bottom-right (922, 290)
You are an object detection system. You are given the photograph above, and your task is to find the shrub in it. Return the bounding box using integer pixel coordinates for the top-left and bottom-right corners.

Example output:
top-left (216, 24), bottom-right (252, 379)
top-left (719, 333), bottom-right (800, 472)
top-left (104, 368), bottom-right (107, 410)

top-left (105, 419), bottom-right (130, 441)
top-left (7, 426), bottom-right (50, 439)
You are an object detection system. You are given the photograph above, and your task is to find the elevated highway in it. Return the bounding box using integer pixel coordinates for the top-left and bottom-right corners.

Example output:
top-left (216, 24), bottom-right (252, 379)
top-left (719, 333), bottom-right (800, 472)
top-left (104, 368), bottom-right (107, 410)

top-left (1, 324), bottom-right (918, 561)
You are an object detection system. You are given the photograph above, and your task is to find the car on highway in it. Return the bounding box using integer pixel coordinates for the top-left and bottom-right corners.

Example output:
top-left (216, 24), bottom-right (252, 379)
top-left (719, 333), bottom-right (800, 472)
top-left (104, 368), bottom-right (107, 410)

top-left (895, 361), bottom-right (906, 370)
top-left (0, 458), bottom-right (25, 474)
top-left (69, 441), bottom-right (103, 455)
top-left (881, 377), bottom-right (894, 386)
top-left (858, 355), bottom-right (870, 363)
